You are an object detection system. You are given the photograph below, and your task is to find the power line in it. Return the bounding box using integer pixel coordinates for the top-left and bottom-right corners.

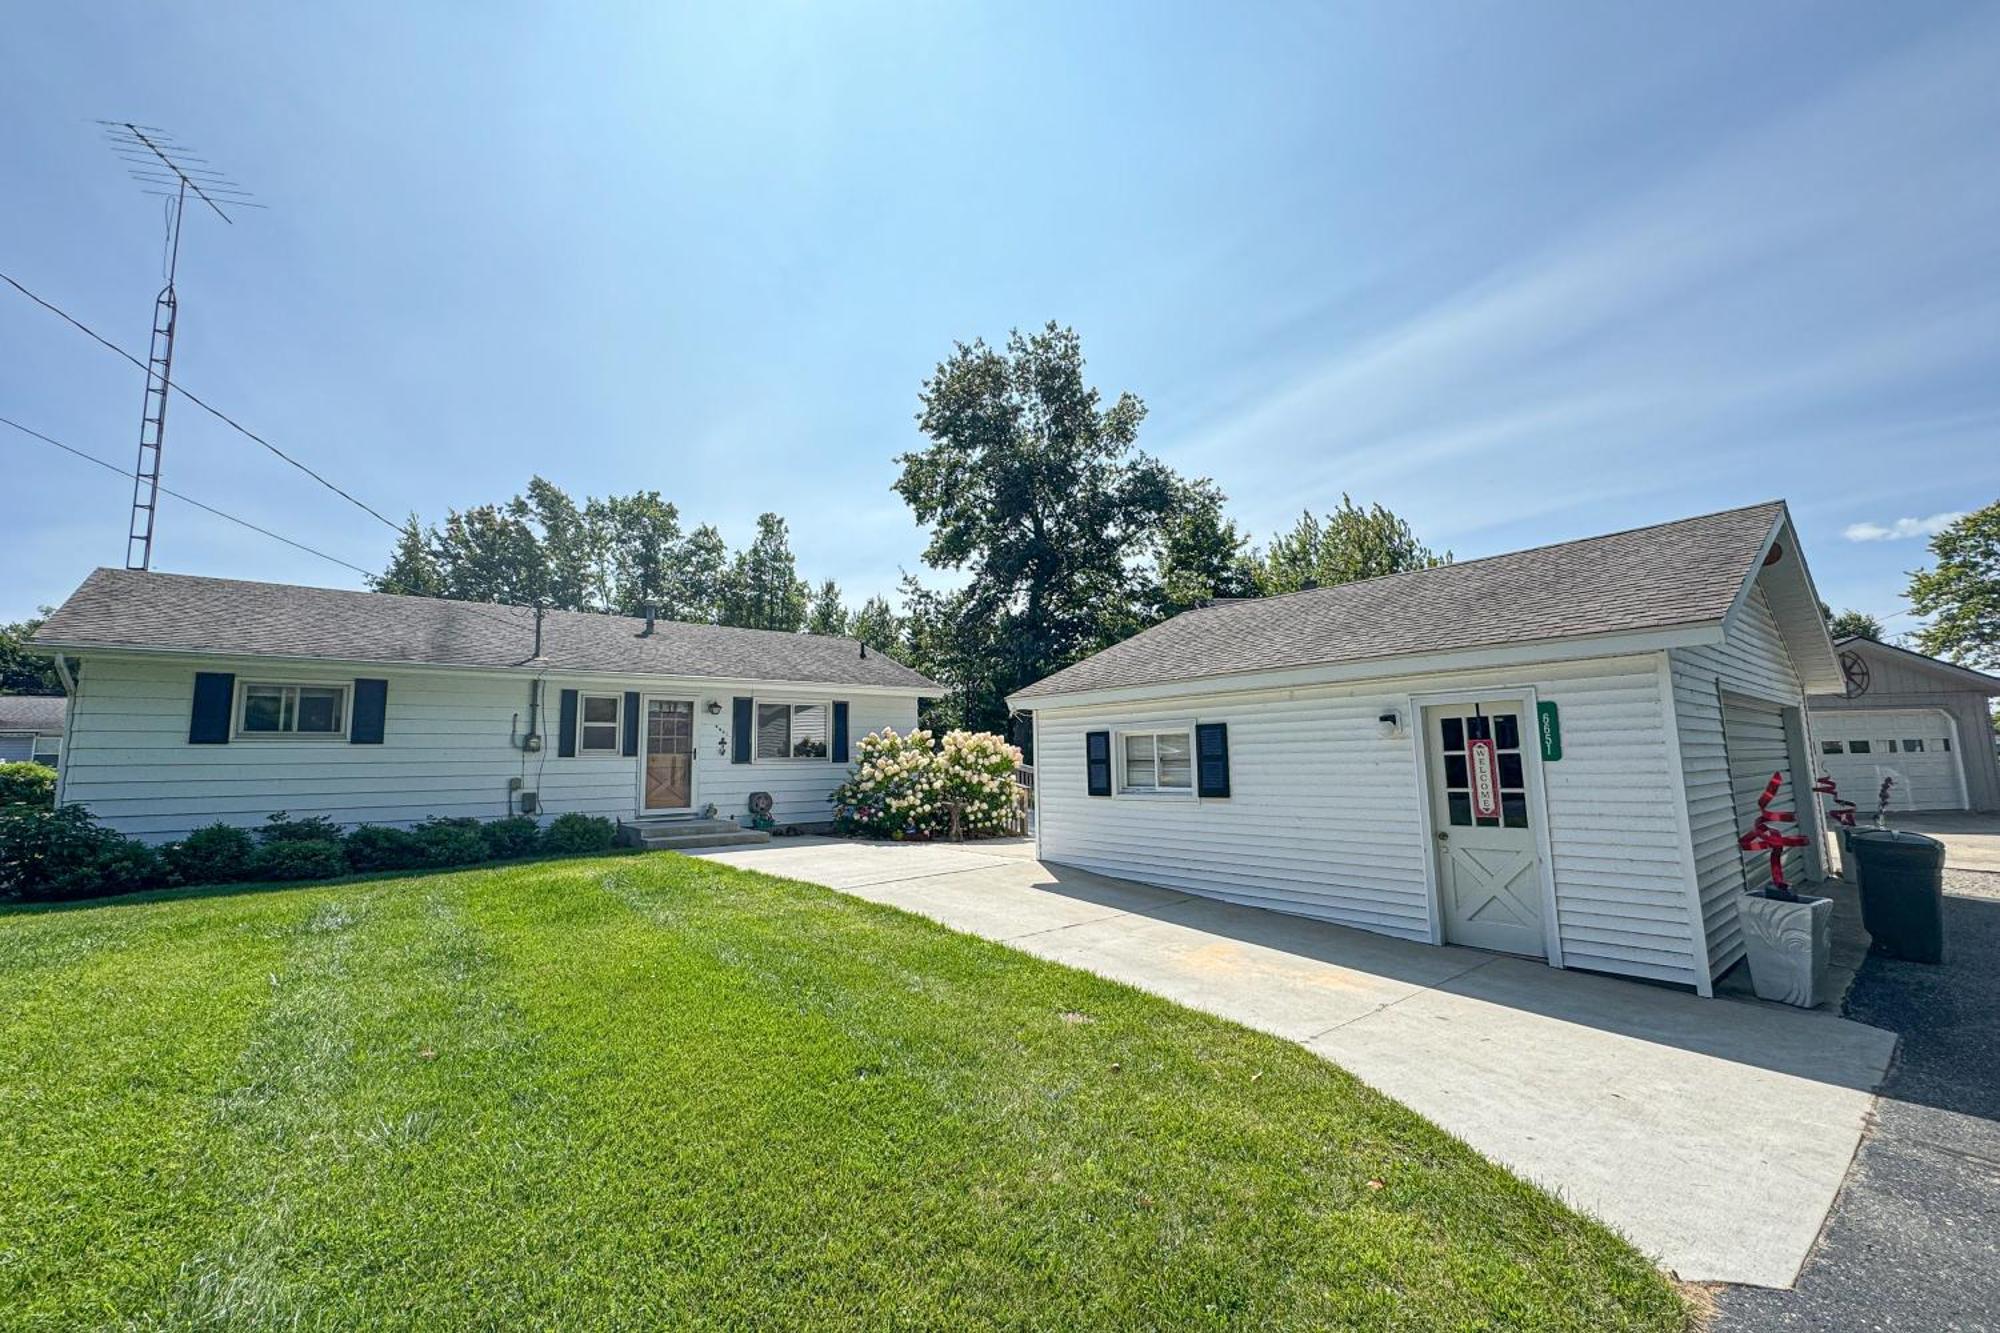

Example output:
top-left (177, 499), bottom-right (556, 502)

top-left (0, 271), bottom-right (402, 533)
top-left (4, 413), bottom-right (539, 641)
top-left (2, 414), bottom-right (376, 576)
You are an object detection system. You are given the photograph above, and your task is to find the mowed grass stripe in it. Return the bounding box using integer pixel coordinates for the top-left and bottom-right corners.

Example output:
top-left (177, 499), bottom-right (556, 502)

top-left (0, 857), bottom-right (1692, 1331)
top-left (0, 890), bottom-right (314, 1324)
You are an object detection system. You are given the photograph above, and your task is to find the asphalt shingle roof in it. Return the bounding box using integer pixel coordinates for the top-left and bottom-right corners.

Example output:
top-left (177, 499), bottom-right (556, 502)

top-left (1013, 502), bottom-right (1786, 701)
top-left (0, 695), bottom-right (66, 732)
top-left (35, 570), bottom-right (940, 691)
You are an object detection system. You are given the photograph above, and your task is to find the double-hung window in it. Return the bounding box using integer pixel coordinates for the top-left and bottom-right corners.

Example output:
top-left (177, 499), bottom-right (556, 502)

top-left (239, 683), bottom-right (347, 738)
top-left (756, 702), bottom-right (829, 760)
top-left (1120, 728), bottom-right (1192, 794)
top-left (578, 694), bottom-right (622, 754)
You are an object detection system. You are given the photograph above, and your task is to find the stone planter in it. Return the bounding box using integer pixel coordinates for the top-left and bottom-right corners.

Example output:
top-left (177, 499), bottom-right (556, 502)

top-left (1739, 891), bottom-right (1834, 1008)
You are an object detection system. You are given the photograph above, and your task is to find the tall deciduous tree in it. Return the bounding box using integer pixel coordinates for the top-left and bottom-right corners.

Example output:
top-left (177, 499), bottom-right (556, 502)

top-left (1908, 500), bottom-right (2000, 669)
top-left (719, 513), bottom-right (809, 632)
top-left (0, 613), bottom-right (61, 695)
top-left (806, 579), bottom-right (850, 638)
top-left (895, 323), bottom-right (1181, 733)
top-left (850, 595), bottom-right (903, 656)
top-left (1820, 605), bottom-right (1886, 641)
top-left (374, 517), bottom-right (446, 599)
top-left (1254, 494), bottom-right (1448, 594)
top-left (1148, 477), bottom-right (1260, 618)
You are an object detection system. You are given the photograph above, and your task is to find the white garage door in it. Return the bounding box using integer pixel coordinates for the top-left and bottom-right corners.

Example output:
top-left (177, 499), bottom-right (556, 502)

top-left (1815, 710), bottom-right (1966, 812)
top-left (1724, 697), bottom-right (1806, 892)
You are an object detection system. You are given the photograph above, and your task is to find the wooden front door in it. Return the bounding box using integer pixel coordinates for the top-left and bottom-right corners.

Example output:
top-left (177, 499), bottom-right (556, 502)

top-left (1424, 700), bottom-right (1546, 958)
top-left (643, 698), bottom-right (695, 811)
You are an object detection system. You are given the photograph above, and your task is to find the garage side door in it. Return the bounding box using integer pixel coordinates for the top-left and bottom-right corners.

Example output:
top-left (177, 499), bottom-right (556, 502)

top-left (1723, 697), bottom-right (1804, 892)
top-left (1816, 710), bottom-right (1967, 812)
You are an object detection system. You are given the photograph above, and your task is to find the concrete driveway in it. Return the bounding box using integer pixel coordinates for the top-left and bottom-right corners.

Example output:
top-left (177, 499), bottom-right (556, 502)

top-left (688, 836), bottom-right (1898, 1288)
top-left (1894, 812), bottom-right (2000, 873)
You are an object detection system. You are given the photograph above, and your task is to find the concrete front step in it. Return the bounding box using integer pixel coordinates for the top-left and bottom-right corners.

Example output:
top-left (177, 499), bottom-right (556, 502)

top-left (618, 818), bottom-right (772, 852)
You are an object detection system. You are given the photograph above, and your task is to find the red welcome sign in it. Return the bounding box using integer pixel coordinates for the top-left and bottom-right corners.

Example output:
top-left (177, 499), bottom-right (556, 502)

top-left (1467, 737), bottom-right (1501, 820)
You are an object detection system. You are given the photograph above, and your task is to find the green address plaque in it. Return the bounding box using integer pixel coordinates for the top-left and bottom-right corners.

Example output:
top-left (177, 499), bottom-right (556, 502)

top-left (1537, 700), bottom-right (1563, 762)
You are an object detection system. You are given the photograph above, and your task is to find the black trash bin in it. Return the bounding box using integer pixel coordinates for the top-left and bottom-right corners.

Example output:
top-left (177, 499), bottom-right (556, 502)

top-left (1849, 829), bottom-right (1947, 963)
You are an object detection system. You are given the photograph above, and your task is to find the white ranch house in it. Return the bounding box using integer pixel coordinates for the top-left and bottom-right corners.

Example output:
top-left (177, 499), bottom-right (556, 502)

top-left (1011, 502), bottom-right (1844, 997)
top-left (33, 571), bottom-right (937, 843)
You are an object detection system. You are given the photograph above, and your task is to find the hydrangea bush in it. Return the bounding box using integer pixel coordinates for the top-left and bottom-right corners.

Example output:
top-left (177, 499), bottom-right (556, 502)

top-left (830, 727), bottom-right (1024, 840)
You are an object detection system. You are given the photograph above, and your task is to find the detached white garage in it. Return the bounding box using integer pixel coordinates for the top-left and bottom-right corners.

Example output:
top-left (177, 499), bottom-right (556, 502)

top-left (1012, 501), bottom-right (1845, 998)
top-left (1808, 637), bottom-right (2000, 814)
top-left (1816, 709), bottom-right (1968, 812)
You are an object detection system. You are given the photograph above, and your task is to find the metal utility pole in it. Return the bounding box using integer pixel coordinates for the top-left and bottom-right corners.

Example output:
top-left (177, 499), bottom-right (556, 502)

top-left (100, 121), bottom-right (258, 571)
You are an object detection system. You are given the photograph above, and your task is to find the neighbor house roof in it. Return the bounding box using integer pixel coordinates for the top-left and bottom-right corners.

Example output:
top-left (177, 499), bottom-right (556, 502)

top-left (1014, 501), bottom-right (1800, 703)
top-left (34, 569), bottom-right (940, 692)
top-left (0, 695), bottom-right (66, 733)
top-left (1829, 635), bottom-right (2000, 696)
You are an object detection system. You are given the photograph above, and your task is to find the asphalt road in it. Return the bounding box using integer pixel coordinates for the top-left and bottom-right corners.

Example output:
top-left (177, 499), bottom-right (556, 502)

top-left (1714, 868), bottom-right (2000, 1331)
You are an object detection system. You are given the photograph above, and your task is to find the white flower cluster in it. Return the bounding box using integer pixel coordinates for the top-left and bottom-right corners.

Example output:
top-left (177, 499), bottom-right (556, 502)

top-left (829, 726), bottom-right (1025, 840)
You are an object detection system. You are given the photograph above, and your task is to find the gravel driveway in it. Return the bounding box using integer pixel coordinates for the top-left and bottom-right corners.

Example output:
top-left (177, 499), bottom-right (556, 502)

top-left (1714, 868), bottom-right (2000, 1330)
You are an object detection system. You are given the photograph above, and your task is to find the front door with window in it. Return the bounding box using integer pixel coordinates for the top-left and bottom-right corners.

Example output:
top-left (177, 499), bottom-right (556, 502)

top-left (1423, 700), bottom-right (1546, 957)
top-left (643, 698), bottom-right (696, 812)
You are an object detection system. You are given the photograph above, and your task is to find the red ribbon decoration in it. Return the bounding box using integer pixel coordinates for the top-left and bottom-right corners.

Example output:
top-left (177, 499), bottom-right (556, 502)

top-left (1739, 770), bottom-right (1809, 893)
top-left (1813, 774), bottom-right (1856, 828)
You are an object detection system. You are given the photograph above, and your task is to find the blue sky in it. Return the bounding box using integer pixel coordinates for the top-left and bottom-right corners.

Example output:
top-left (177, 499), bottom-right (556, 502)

top-left (4, 2), bottom-right (1997, 628)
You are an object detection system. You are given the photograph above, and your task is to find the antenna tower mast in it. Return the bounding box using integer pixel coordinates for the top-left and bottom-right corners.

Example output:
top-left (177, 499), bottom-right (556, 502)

top-left (99, 121), bottom-right (259, 570)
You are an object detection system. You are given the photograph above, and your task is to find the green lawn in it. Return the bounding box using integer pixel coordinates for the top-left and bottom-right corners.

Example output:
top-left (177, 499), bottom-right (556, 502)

top-left (0, 853), bottom-right (1690, 1330)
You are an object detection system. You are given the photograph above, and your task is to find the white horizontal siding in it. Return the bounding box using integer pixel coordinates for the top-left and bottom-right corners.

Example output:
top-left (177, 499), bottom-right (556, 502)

top-left (1035, 654), bottom-right (1701, 987)
top-left (1668, 582), bottom-right (1810, 979)
top-left (59, 653), bottom-right (917, 841)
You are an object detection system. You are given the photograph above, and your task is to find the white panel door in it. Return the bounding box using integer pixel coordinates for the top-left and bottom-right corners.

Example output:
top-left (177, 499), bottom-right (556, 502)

top-left (1424, 701), bottom-right (1546, 958)
top-left (1816, 710), bottom-right (1966, 812)
top-left (1723, 697), bottom-right (1801, 892)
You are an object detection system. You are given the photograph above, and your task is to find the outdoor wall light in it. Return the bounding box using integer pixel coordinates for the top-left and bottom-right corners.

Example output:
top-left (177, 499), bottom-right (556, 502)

top-left (705, 699), bottom-right (723, 715)
top-left (1376, 710), bottom-right (1402, 739)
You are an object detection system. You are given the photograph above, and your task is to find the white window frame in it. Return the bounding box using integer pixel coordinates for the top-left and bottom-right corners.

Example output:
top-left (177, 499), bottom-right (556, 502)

top-left (234, 680), bottom-right (351, 740)
top-left (751, 698), bottom-right (833, 763)
top-left (1113, 723), bottom-right (1196, 799)
top-left (577, 692), bottom-right (624, 756)
top-left (31, 736), bottom-right (60, 766)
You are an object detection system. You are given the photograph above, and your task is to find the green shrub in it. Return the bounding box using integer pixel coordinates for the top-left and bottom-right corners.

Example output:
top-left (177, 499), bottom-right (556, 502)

top-left (0, 805), bottom-right (164, 902)
top-left (480, 815), bottom-right (543, 860)
top-left (161, 822), bottom-right (258, 886)
top-left (259, 811), bottom-right (346, 845)
top-left (543, 812), bottom-right (616, 854)
top-left (413, 816), bottom-right (488, 867)
top-left (247, 838), bottom-right (349, 882)
top-left (343, 824), bottom-right (427, 873)
top-left (0, 762), bottom-right (57, 810)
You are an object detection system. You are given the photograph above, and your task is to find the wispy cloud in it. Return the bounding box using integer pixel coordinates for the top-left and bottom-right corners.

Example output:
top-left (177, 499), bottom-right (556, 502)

top-left (1167, 10), bottom-right (2000, 541)
top-left (1842, 513), bottom-right (1964, 542)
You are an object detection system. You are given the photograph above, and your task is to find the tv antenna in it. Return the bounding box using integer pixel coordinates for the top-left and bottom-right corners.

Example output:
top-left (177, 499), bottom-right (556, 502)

top-left (99, 121), bottom-right (262, 571)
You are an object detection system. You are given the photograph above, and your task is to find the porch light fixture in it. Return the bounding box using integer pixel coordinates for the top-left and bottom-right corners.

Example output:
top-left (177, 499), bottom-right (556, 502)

top-left (1377, 710), bottom-right (1401, 739)
top-left (705, 699), bottom-right (723, 715)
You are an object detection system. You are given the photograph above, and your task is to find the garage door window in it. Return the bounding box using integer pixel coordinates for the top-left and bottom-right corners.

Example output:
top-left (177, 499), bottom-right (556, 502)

top-left (1903, 738), bottom-right (1925, 752)
top-left (1849, 740), bottom-right (1871, 754)
top-left (1822, 740), bottom-right (1843, 754)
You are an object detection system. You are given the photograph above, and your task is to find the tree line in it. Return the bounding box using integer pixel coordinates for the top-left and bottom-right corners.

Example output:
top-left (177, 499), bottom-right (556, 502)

top-left (18, 324), bottom-right (1988, 743)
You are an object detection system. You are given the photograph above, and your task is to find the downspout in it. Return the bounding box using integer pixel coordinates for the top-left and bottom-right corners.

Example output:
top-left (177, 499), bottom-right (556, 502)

top-left (51, 655), bottom-right (78, 809)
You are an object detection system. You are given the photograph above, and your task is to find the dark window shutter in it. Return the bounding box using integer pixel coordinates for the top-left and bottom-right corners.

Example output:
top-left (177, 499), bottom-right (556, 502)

top-left (622, 691), bottom-right (641, 757)
top-left (732, 697), bottom-right (754, 763)
top-left (1085, 730), bottom-right (1111, 796)
top-left (557, 689), bottom-right (579, 758)
top-left (189, 671), bottom-right (234, 744)
top-left (831, 701), bottom-right (850, 763)
top-left (1195, 722), bottom-right (1230, 798)
top-left (350, 678), bottom-right (388, 744)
